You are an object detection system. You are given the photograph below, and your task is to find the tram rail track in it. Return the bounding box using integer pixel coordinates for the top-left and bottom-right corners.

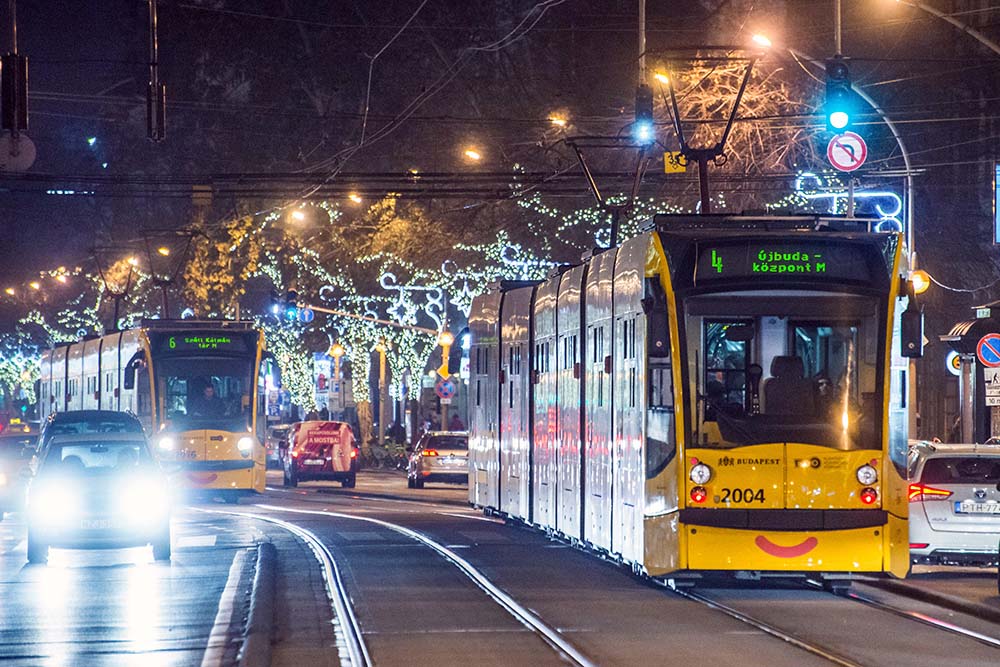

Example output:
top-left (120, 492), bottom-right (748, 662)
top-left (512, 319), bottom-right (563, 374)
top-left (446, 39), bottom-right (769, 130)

top-left (198, 508), bottom-right (372, 667)
top-left (255, 504), bottom-right (598, 667)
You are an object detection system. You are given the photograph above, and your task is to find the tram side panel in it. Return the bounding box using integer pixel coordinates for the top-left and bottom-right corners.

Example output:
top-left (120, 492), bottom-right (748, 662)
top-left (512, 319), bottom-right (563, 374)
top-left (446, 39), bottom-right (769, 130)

top-left (67, 342), bottom-right (85, 411)
top-left (885, 282), bottom-right (911, 578)
top-left (531, 278), bottom-right (559, 529)
top-left (641, 237), bottom-right (681, 575)
top-left (81, 338), bottom-right (101, 411)
top-left (611, 235), bottom-right (649, 564)
top-left (100, 333), bottom-right (120, 411)
top-left (38, 349), bottom-right (53, 421)
top-left (469, 291), bottom-right (502, 509)
top-left (583, 249), bottom-right (617, 552)
top-left (498, 286), bottom-right (535, 521)
top-left (556, 265), bottom-right (586, 540)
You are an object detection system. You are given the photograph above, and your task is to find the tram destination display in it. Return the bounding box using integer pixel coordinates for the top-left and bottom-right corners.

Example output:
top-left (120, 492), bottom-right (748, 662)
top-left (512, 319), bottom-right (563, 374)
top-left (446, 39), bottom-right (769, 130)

top-left (695, 241), bottom-right (875, 283)
top-left (154, 332), bottom-right (252, 353)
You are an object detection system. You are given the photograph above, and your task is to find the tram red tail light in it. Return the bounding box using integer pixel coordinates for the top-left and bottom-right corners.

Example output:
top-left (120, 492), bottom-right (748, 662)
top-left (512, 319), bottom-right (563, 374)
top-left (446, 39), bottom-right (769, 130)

top-left (908, 483), bottom-right (953, 502)
top-left (421, 449), bottom-right (439, 457)
top-left (350, 448), bottom-right (358, 459)
top-left (690, 486), bottom-right (708, 503)
top-left (859, 487), bottom-right (878, 505)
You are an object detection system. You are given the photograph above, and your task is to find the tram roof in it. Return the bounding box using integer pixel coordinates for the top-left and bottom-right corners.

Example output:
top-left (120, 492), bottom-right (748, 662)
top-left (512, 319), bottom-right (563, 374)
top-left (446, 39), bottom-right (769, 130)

top-left (647, 213), bottom-right (882, 234)
top-left (139, 318), bottom-right (257, 331)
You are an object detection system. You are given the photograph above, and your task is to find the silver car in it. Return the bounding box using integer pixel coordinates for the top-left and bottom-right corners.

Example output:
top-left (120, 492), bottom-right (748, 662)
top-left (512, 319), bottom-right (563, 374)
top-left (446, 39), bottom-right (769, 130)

top-left (908, 440), bottom-right (1000, 566)
top-left (406, 431), bottom-right (468, 489)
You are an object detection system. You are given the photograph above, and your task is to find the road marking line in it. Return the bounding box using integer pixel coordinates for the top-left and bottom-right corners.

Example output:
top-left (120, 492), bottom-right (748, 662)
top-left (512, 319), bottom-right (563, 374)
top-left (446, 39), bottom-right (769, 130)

top-left (200, 549), bottom-right (247, 667)
top-left (177, 534), bottom-right (218, 548)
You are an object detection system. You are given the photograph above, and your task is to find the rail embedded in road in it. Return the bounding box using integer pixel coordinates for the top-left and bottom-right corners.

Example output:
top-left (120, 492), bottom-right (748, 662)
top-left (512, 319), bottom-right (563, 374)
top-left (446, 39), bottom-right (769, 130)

top-left (255, 504), bottom-right (597, 667)
top-left (197, 508), bottom-right (372, 667)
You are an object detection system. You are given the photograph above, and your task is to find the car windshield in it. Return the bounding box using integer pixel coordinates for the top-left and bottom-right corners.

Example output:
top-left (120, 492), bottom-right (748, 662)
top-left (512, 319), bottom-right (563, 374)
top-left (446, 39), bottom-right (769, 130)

top-left (921, 457), bottom-right (1000, 484)
top-left (684, 289), bottom-right (884, 450)
top-left (46, 415), bottom-right (142, 437)
top-left (156, 356), bottom-right (253, 431)
top-left (426, 436), bottom-right (468, 451)
top-left (42, 441), bottom-right (153, 476)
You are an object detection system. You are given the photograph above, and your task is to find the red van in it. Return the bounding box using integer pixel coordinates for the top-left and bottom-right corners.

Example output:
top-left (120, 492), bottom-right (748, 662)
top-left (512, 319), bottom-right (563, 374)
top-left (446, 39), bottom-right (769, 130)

top-left (280, 421), bottom-right (358, 488)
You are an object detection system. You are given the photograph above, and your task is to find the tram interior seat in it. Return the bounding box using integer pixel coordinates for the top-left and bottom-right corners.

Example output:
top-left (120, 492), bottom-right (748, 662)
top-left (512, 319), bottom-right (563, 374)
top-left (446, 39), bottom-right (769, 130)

top-left (762, 356), bottom-right (815, 416)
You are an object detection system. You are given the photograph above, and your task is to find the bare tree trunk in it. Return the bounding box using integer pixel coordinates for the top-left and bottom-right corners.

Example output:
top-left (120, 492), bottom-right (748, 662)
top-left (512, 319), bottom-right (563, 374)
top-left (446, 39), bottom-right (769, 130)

top-left (356, 399), bottom-right (374, 456)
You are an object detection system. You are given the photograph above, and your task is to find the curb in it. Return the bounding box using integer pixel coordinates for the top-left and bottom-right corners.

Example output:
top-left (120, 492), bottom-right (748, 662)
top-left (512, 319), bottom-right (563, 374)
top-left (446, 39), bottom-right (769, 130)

top-left (239, 542), bottom-right (277, 667)
top-left (864, 578), bottom-right (1000, 624)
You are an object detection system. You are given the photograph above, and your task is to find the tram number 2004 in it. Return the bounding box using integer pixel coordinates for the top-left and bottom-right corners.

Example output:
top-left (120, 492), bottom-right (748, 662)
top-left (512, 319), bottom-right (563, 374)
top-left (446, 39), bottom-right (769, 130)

top-left (720, 488), bottom-right (765, 503)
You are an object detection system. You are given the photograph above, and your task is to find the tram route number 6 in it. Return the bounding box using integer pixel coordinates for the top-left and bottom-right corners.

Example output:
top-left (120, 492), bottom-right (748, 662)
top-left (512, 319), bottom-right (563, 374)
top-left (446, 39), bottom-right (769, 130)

top-left (719, 487), bottom-right (765, 503)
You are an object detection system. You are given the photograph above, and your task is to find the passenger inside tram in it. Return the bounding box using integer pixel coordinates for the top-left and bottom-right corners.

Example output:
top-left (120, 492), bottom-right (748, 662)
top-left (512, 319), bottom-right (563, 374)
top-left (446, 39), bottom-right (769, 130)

top-left (691, 301), bottom-right (878, 450)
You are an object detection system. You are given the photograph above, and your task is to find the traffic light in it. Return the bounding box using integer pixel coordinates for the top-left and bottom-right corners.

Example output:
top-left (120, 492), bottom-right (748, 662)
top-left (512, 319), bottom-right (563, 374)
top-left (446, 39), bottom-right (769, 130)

top-left (633, 84), bottom-right (655, 145)
top-left (283, 290), bottom-right (299, 322)
top-left (825, 57), bottom-right (853, 131)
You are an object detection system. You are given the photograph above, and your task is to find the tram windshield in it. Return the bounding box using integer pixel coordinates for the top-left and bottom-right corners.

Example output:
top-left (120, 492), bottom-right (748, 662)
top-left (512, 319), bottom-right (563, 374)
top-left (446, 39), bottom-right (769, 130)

top-left (685, 289), bottom-right (884, 450)
top-left (154, 356), bottom-right (254, 432)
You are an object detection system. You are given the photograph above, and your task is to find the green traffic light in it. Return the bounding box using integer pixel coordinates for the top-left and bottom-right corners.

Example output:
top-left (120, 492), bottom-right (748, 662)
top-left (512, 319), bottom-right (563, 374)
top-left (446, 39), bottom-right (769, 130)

top-left (829, 111), bottom-right (849, 130)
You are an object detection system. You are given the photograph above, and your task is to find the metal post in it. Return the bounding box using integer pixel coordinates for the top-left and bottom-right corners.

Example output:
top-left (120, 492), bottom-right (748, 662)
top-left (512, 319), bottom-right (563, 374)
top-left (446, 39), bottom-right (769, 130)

top-left (961, 356), bottom-right (975, 443)
top-left (638, 0), bottom-right (646, 83)
top-left (378, 345), bottom-right (386, 447)
top-left (847, 178), bottom-right (855, 218)
top-left (333, 356), bottom-right (341, 420)
top-left (9, 0), bottom-right (16, 52)
top-left (697, 156), bottom-right (711, 213)
top-left (834, 0), bottom-right (842, 56)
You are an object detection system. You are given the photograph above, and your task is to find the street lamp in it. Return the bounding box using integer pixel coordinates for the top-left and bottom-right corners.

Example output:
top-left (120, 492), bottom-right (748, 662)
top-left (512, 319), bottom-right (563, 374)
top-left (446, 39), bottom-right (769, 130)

top-left (652, 71), bottom-right (669, 85)
top-left (548, 113), bottom-right (568, 128)
top-left (463, 147), bottom-right (482, 161)
top-left (910, 269), bottom-right (931, 295)
top-left (290, 209), bottom-right (306, 222)
top-left (348, 192), bottom-right (363, 204)
top-left (157, 246), bottom-right (170, 256)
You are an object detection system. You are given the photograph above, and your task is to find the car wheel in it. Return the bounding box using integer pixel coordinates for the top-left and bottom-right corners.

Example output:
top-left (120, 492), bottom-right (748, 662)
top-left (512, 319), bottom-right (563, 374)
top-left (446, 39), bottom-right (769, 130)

top-left (342, 475), bottom-right (356, 489)
top-left (26, 532), bottom-right (48, 565)
top-left (413, 477), bottom-right (424, 489)
top-left (152, 529), bottom-right (171, 561)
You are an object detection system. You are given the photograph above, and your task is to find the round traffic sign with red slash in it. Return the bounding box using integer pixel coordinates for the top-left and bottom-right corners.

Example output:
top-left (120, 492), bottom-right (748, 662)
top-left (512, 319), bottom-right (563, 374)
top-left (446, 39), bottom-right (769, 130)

top-left (977, 333), bottom-right (1000, 368)
top-left (435, 377), bottom-right (456, 400)
top-left (827, 132), bottom-right (867, 172)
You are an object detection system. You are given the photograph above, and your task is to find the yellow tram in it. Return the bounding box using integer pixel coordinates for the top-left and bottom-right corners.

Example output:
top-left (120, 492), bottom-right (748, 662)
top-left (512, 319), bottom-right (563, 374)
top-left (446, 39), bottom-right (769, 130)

top-left (40, 320), bottom-right (273, 501)
top-left (468, 214), bottom-right (921, 581)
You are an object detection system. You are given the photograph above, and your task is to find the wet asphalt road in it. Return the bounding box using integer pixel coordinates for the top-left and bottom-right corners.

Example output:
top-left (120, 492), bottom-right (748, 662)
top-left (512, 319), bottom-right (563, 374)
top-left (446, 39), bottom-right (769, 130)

top-left (1, 470), bottom-right (999, 666)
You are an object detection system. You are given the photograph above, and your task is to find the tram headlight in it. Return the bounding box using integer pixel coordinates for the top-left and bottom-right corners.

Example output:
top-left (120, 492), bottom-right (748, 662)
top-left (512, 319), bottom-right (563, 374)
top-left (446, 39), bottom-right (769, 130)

top-left (690, 463), bottom-right (712, 485)
top-left (158, 436), bottom-right (175, 451)
top-left (856, 464), bottom-right (878, 485)
top-left (237, 437), bottom-right (254, 455)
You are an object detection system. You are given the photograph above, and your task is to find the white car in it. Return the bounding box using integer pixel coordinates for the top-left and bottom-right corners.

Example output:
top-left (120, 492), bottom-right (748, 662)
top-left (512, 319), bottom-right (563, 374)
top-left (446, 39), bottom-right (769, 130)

top-left (406, 431), bottom-right (468, 489)
top-left (908, 440), bottom-right (1000, 567)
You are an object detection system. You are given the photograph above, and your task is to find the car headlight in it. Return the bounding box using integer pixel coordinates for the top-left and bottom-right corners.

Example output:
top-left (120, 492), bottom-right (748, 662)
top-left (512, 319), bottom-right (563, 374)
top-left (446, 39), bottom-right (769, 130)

top-left (238, 437), bottom-right (254, 454)
top-left (120, 478), bottom-right (170, 519)
top-left (158, 436), bottom-right (176, 451)
top-left (856, 464), bottom-right (878, 485)
top-left (30, 485), bottom-right (78, 524)
top-left (690, 463), bottom-right (712, 485)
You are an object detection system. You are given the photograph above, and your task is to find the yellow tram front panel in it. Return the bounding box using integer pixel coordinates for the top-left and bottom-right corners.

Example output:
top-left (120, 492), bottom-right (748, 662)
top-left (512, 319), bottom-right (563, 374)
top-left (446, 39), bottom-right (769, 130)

top-left (784, 444), bottom-right (882, 509)
top-left (169, 430), bottom-right (266, 494)
top-left (686, 445), bottom-right (784, 509)
top-left (686, 524), bottom-right (884, 571)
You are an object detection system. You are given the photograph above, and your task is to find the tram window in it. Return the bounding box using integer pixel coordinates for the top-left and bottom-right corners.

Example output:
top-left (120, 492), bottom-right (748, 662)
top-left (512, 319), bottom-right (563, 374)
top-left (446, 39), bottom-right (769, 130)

top-left (792, 323), bottom-right (859, 403)
top-left (704, 321), bottom-right (750, 414)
